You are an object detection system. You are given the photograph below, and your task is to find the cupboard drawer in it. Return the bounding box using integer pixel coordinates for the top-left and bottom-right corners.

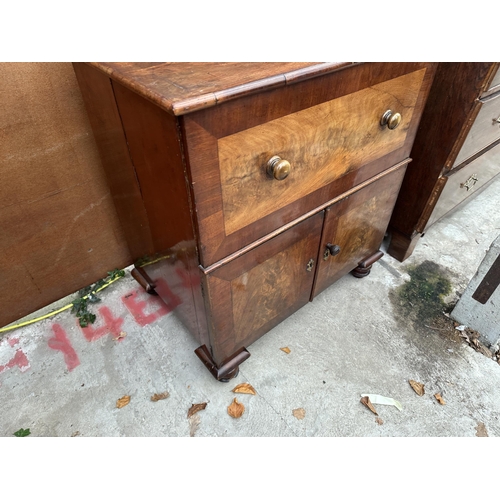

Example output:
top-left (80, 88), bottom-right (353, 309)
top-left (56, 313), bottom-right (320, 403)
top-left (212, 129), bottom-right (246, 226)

top-left (218, 70), bottom-right (425, 237)
top-left (453, 92), bottom-right (500, 167)
top-left (312, 165), bottom-right (407, 298)
top-left (184, 64), bottom-right (432, 267)
top-left (202, 212), bottom-right (324, 363)
top-left (428, 142), bottom-right (500, 228)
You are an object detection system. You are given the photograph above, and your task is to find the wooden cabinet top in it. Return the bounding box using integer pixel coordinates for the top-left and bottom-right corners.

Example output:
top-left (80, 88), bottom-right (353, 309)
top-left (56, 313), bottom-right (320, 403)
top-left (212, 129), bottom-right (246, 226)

top-left (88, 62), bottom-right (356, 115)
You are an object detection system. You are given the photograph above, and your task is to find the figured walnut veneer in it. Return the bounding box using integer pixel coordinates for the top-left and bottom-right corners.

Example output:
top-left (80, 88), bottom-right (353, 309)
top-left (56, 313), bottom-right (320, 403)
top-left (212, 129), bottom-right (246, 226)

top-left (218, 70), bottom-right (425, 235)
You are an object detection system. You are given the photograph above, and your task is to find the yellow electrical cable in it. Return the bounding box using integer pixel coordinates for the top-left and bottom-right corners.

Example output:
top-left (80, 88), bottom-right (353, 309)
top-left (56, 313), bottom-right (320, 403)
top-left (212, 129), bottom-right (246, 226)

top-left (0, 274), bottom-right (124, 334)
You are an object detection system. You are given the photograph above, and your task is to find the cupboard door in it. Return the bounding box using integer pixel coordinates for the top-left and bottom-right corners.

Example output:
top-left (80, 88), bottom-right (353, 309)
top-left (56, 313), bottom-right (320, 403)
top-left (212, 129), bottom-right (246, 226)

top-left (312, 166), bottom-right (407, 298)
top-left (203, 212), bottom-right (324, 365)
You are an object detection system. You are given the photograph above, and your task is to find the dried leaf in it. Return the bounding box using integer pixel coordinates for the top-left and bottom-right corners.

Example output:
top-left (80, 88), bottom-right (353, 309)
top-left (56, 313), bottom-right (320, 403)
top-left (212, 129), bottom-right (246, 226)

top-left (409, 379), bottom-right (425, 396)
top-left (475, 422), bottom-right (489, 437)
top-left (280, 347), bottom-right (291, 354)
top-left (292, 408), bottom-right (306, 420)
top-left (227, 398), bottom-right (245, 418)
top-left (361, 394), bottom-right (403, 411)
top-left (151, 391), bottom-right (170, 402)
top-left (375, 417), bottom-right (384, 425)
top-left (189, 414), bottom-right (201, 437)
top-left (459, 331), bottom-right (470, 344)
top-left (232, 383), bottom-right (256, 395)
top-left (360, 396), bottom-right (378, 415)
top-left (116, 395), bottom-right (131, 408)
top-left (434, 393), bottom-right (446, 405)
top-left (187, 402), bottom-right (207, 418)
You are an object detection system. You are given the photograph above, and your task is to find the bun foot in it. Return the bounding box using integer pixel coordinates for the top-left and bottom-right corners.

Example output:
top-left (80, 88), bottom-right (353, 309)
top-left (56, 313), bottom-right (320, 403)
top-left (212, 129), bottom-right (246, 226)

top-left (351, 250), bottom-right (384, 279)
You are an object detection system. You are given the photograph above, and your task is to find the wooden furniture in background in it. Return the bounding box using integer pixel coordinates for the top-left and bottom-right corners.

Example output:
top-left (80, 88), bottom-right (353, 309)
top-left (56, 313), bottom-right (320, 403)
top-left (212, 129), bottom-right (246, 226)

top-left (74, 62), bottom-right (436, 380)
top-left (0, 63), bottom-right (132, 328)
top-left (388, 62), bottom-right (500, 261)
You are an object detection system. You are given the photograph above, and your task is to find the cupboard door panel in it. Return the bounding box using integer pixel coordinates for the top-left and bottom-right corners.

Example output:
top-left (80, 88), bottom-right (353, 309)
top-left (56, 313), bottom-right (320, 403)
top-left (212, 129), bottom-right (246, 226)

top-left (204, 212), bottom-right (324, 364)
top-left (312, 166), bottom-right (407, 298)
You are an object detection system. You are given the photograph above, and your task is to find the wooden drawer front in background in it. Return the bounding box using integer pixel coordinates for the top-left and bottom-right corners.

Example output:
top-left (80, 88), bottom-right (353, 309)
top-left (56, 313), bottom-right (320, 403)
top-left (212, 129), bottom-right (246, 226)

top-left (427, 142), bottom-right (500, 229)
top-left (483, 66), bottom-right (500, 98)
top-left (202, 212), bottom-right (324, 364)
top-left (312, 165), bottom-right (407, 298)
top-left (183, 63), bottom-right (434, 267)
top-left (453, 91), bottom-right (500, 168)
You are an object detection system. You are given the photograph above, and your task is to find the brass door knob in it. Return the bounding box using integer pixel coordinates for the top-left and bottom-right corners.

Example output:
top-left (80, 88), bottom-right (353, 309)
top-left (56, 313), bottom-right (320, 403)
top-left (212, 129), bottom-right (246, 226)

top-left (380, 110), bottom-right (402, 130)
top-left (267, 155), bottom-right (291, 181)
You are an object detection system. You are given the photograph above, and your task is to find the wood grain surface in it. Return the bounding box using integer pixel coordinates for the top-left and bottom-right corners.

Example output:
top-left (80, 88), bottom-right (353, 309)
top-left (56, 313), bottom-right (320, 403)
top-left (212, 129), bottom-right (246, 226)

top-left (0, 63), bottom-right (132, 328)
top-left (218, 70), bottom-right (425, 235)
top-left (312, 165), bottom-right (407, 297)
top-left (203, 212), bottom-right (324, 364)
top-left (183, 63), bottom-right (435, 266)
top-left (88, 62), bottom-right (355, 115)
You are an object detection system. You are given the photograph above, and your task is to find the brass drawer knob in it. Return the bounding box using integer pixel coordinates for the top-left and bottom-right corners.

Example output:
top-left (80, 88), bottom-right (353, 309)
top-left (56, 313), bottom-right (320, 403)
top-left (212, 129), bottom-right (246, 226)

top-left (380, 110), bottom-right (402, 130)
top-left (267, 155), bottom-right (291, 181)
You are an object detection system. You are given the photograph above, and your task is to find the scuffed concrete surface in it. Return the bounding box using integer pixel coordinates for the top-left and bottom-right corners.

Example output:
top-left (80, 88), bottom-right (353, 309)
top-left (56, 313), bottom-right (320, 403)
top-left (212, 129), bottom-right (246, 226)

top-left (1, 176), bottom-right (500, 437)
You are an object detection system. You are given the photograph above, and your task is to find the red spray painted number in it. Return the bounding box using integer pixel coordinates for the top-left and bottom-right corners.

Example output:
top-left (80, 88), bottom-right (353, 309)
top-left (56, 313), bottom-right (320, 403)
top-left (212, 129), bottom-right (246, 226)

top-left (122, 284), bottom-right (176, 327)
top-left (48, 324), bottom-right (80, 371)
top-left (0, 349), bottom-right (30, 375)
top-left (0, 337), bottom-right (30, 381)
top-left (79, 306), bottom-right (125, 341)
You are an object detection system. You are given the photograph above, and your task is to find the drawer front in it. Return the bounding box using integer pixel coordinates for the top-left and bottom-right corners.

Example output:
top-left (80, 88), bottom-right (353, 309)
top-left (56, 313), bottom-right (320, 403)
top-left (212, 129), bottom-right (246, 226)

top-left (453, 92), bottom-right (500, 167)
top-left (312, 165), bottom-right (407, 298)
top-left (428, 142), bottom-right (500, 228)
top-left (483, 65), bottom-right (500, 97)
top-left (183, 63), bottom-right (434, 267)
top-left (218, 70), bottom-right (425, 236)
top-left (202, 212), bottom-right (324, 364)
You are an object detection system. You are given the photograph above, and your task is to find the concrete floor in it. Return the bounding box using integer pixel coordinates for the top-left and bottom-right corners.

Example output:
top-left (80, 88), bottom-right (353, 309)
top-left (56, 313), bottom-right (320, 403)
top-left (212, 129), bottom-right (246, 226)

top-left (1, 177), bottom-right (500, 438)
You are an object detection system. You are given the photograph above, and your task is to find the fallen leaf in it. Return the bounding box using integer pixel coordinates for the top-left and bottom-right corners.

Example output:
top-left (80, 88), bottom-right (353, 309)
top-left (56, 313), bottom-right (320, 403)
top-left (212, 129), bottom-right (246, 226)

top-left (116, 395), bottom-right (131, 408)
top-left (475, 422), bottom-right (489, 437)
top-left (280, 347), bottom-right (291, 354)
top-left (227, 398), bottom-right (245, 418)
top-left (189, 414), bottom-right (201, 437)
top-left (151, 391), bottom-right (170, 402)
top-left (409, 379), bottom-right (425, 396)
top-left (360, 396), bottom-right (378, 415)
top-left (375, 417), bottom-right (384, 425)
top-left (360, 394), bottom-right (403, 411)
top-left (113, 331), bottom-right (127, 341)
top-left (232, 383), bottom-right (256, 395)
top-left (187, 402), bottom-right (207, 418)
top-left (434, 393), bottom-right (446, 405)
top-left (459, 331), bottom-right (470, 344)
top-left (292, 408), bottom-right (306, 420)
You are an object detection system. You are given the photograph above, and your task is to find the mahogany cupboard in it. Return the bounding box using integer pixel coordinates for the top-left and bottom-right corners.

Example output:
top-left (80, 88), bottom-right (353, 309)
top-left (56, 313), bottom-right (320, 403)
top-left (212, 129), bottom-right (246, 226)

top-left (73, 62), bottom-right (436, 381)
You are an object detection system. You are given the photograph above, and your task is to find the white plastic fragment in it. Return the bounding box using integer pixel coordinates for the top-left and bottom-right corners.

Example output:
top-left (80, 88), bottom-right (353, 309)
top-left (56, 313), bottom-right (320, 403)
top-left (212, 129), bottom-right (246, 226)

top-left (455, 325), bottom-right (466, 331)
top-left (360, 394), bottom-right (403, 411)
